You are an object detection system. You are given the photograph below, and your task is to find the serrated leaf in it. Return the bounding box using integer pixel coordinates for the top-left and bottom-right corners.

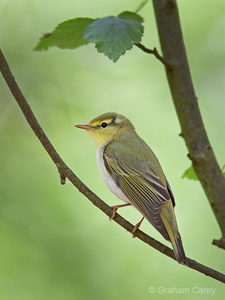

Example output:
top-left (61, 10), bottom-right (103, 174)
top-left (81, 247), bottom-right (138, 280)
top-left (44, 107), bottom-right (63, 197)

top-left (83, 12), bottom-right (144, 62)
top-left (34, 18), bottom-right (95, 51)
top-left (182, 165), bottom-right (199, 181)
top-left (118, 11), bottom-right (144, 23)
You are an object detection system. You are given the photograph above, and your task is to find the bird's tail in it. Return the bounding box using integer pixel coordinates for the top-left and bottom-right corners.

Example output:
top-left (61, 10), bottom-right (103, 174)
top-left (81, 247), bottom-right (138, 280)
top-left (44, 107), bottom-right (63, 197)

top-left (160, 202), bottom-right (187, 265)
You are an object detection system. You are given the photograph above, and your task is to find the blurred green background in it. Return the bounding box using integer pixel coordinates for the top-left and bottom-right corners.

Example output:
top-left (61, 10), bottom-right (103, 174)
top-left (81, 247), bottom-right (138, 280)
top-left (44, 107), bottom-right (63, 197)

top-left (1, 0), bottom-right (225, 299)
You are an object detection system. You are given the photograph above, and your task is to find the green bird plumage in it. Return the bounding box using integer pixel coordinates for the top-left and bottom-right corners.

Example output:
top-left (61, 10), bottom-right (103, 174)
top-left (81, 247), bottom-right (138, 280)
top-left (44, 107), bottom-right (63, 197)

top-left (75, 112), bottom-right (187, 265)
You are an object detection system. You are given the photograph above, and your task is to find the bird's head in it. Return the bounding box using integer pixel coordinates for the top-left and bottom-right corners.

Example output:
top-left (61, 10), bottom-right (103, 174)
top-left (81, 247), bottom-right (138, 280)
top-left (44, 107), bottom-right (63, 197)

top-left (75, 112), bottom-right (135, 148)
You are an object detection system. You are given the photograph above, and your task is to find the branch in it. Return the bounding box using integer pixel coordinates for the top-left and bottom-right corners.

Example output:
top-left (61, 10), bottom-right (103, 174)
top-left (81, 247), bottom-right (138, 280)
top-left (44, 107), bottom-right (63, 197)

top-left (1, 49), bottom-right (225, 284)
top-left (152, 0), bottom-right (225, 249)
top-left (135, 43), bottom-right (170, 67)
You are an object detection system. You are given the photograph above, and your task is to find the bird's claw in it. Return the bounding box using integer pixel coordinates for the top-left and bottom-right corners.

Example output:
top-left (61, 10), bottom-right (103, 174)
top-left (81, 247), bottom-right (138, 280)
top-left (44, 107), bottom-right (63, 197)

top-left (132, 217), bottom-right (144, 238)
top-left (109, 206), bottom-right (118, 220)
top-left (109, 203), bottom-right (132, 220)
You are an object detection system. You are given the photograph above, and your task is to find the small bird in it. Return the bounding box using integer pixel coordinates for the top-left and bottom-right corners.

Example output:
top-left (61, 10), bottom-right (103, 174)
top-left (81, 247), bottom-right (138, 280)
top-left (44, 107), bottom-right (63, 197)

top-left (75, 112), bottom-right (187, 264)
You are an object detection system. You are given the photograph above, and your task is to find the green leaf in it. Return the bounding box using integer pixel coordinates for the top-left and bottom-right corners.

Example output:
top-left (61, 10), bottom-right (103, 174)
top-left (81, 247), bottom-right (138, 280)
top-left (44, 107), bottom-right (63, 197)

top-left (182, 164), bottom-right (225, 181)
top-left (221, 164), bottom-right (225, 176)
top-left (118, 11), bottom-right (144, 23)
top-left (34, 18), bottom-right (95, 51)
top-left (182, 165), bottom-right (199, 181)
top-left (83, 11), bottom-right (144, 62)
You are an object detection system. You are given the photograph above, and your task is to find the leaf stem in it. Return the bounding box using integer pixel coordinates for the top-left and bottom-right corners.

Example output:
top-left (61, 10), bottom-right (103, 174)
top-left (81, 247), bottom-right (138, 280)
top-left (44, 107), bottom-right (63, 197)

top-left (135, 0), bottom-right (149, 13)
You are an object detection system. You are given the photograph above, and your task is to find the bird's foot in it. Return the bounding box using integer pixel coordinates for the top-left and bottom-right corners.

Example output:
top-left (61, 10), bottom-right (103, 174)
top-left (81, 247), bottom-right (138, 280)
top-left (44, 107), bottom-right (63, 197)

top-left (109, 203), bottom-right (131, 220)
top-left (132, 217), bottom-right (144, 238)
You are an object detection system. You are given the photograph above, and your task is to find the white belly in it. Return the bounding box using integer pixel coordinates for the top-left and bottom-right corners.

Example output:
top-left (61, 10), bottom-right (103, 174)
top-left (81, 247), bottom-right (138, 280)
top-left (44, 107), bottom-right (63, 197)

top-left (96, 146), bottom-right (131, 204)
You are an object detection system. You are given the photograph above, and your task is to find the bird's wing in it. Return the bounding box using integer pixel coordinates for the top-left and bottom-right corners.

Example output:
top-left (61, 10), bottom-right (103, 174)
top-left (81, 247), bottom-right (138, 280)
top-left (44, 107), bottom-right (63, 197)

top-left (103, 147), bottom-right (172, 240)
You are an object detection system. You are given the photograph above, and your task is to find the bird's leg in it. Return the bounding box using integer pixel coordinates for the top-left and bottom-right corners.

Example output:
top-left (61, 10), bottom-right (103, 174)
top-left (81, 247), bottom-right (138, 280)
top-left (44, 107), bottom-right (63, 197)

top-left (132, 217), bottom-right (144, 238)
top-left (110, 203), bottom-right (132, 220)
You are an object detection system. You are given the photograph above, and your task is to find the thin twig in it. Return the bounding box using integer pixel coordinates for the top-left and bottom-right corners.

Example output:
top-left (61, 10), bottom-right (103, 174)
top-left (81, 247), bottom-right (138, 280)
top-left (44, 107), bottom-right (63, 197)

top-left (135, 43), bottom-right (171, 68)
top-left (135, 0), bottom-right (149, 13)
top-left (0, 49), bottom-right (225, 284)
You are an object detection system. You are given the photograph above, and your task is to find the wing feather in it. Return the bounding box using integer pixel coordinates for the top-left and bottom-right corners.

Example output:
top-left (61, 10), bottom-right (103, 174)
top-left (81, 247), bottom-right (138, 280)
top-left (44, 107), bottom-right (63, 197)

top-left (103, 146), bottom-right (172, 240)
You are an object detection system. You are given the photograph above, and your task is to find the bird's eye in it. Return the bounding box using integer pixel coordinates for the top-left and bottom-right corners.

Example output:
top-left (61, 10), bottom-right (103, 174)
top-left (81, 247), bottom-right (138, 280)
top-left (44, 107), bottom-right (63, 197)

top-left (101, 122), bottom-right (108, 128)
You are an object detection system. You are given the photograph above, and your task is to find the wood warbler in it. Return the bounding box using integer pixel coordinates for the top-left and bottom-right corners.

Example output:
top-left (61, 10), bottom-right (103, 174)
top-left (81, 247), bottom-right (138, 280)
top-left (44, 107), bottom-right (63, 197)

top-left (75, 112), bottom-right (187, 264)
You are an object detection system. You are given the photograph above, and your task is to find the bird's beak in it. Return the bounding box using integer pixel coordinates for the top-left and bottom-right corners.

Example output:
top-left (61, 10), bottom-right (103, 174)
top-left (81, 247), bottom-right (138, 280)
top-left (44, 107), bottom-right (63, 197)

top-left (75, 124), bottom-right (91, 131)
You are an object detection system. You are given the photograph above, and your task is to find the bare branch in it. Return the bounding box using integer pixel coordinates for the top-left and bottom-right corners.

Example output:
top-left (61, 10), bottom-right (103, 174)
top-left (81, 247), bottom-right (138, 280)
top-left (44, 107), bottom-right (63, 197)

top-left (135, 43), bottom-right (171, 67)
top-left (1, 49), bottom-right (225, 283)
top-left (152, 0), bottom-right (225, 249)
